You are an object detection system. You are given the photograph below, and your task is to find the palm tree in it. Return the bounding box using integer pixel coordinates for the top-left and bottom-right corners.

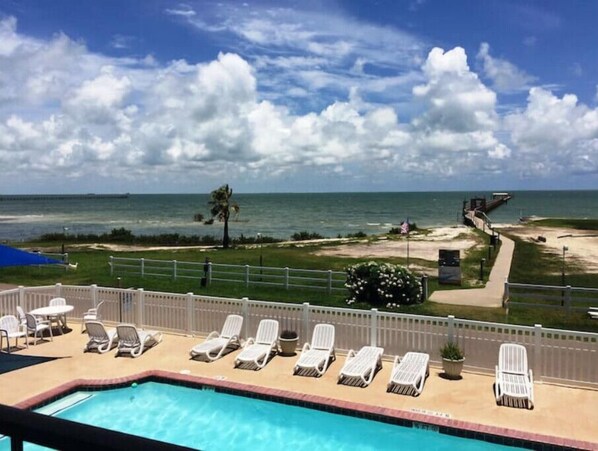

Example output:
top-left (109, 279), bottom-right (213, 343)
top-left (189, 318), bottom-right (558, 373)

top-left (208, 184), bottom-right (239, 249)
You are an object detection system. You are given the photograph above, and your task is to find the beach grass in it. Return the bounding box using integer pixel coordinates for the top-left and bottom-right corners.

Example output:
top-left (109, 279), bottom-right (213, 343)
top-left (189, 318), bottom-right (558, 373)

top-left (530, 218), bottom-right (598, 230)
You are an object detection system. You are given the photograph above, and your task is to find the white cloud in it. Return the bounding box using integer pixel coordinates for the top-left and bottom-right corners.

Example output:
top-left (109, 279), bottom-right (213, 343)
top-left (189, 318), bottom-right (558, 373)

top-left (413, 47), bottom-right (498, 133)
top-left (477, 43), bottom-right (536, 93)
top-left (505, 87), bottom-right (598, 175)
top-left (0, 15), bottom-right (597, 192)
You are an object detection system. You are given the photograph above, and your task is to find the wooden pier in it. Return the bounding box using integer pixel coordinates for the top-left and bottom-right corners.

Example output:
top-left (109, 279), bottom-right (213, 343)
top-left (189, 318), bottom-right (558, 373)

top-left (463, 192), bottom-right (512, 226)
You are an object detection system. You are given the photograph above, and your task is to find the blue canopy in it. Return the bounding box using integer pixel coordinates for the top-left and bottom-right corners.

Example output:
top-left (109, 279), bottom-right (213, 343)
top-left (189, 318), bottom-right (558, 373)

top-left (0, 244), bottom-right (62, 268)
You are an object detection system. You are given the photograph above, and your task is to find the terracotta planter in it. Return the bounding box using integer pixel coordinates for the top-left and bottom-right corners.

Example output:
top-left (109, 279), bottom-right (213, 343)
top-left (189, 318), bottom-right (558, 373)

top-left (442, 358), bottom-right (465, 379)
top-left (279, 337), bottom-right (299, 356)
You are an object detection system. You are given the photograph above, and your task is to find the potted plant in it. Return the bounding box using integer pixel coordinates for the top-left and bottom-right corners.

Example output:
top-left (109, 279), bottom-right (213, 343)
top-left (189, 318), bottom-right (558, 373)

top-left (279, 330), bottom-right (299, 356)
top-left (440, 341), bottom-right (465, 379)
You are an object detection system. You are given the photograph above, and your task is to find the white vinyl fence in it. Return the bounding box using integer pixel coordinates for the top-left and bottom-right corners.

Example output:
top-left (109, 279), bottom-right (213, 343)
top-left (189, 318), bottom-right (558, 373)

top-left (109, 256), bottom-right (347, 293)
top-left (504, 281), bottom-right (598, 312)
top-left (1, 284), bottom-right (597, 388)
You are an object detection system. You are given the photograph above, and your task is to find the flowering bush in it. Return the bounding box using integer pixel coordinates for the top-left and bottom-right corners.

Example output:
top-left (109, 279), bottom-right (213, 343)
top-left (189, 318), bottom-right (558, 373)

top-left (345, 261), bottom-right (423, 308)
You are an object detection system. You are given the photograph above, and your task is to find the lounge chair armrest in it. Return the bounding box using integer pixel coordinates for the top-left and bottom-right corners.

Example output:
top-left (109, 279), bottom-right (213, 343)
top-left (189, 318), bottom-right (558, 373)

top-left (344, 349), bottom-right (356, 363)
top-left (301, 342), bottom-right (312, 353)
top-left (206, 331), bottom-right (219, 340)
top-left (393, 355), bottom-right (401, 366)
top-left (244, 337), bottom-right (256, 348)
top-left (528, 369), bottom-right (533, 384)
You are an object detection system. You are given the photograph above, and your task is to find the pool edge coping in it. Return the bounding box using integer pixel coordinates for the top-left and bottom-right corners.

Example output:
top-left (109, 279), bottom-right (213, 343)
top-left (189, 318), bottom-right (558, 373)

top-left (14, 369), bottom-right (596, 450)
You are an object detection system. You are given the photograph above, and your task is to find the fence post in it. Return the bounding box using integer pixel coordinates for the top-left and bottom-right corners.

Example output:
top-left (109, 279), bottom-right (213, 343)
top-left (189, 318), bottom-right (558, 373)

top-left (284, 268), bottom-right (289, 290)
top-left (91, 284), bottom-right (98, 308)
top-left (245, 265), bottom-right (250, 288)
top-left (565, 286), bottom-right (572, 312)
top-left (18, 285), bottom-right (25, 311)
top-left (533, 324), bottom-right (542, 382)
top-left (137, 288), bottom-right (144, 327)
top-left (55, 283), bottom-right (62, 297)
top-left (173, 260), bottom-right (177, 281)
top-left (302, 302), bottom-right (310, 342)
top-left (186, 292), bottom-right (194, 335)
top-left (503, 278), bottom-right (510, 308)
top-left (447, 315), bottom-right (455, 343)
top-left (327, 270), bottom-right (332, 294)
top-left (420, 274), bottom-right (428, 301)
top-left (109, 256), bottom-right (114, 276)
top-left (140, 258), bottom-right (145, 278)
top-left (370, 308), bottom-right (378, 347)
top-left (242, 297), bottom-right (249, 339)
top-left (207, 262), bottom-right (212, 286)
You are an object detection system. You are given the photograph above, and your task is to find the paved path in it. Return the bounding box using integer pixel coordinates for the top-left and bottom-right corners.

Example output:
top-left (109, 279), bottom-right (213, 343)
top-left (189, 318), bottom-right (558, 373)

top-left (430, 215), bottom-right (513, 308)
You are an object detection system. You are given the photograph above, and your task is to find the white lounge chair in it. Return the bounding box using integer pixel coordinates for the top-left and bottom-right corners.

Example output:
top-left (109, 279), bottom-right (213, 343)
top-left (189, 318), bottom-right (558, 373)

top-left (81, 300), bottom-right (105, 332)
top-left (589, 307), bottom-right (598, 319)
top-left (0, 315), bottom-right (28, 352)
top-left (387, 352), bottom-right (429, 396)
top-left (25, 313), bottom-right (53, 345)
top-left (495, 343), bottom-right (534, 409)
top-left (234, 319), bottom-right (279, 370)
top-left (293, 324), bottom-right (336, 377)
top-left (338, 346), bottom-right (384, 387)
top-left (190, 314), bottom-right (243, 361)
top-left (84, 321), bottom-right (118, 353)
top-left (116, 324), bottom-right (162, 358)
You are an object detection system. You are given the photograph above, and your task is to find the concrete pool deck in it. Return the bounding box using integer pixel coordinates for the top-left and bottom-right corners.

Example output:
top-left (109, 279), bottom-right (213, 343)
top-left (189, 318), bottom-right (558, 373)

top-left (1, 326), bottom-right (597, 449)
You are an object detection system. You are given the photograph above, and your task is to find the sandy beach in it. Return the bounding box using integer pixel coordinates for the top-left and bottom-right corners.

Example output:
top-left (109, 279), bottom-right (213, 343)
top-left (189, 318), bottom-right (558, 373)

top-left (502, 225), bottom-right (598, 271)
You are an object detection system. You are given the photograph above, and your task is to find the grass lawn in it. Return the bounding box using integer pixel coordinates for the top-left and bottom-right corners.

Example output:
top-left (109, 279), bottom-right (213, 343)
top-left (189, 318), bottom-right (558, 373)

top-left (2, 227), bottom-right (597, 332)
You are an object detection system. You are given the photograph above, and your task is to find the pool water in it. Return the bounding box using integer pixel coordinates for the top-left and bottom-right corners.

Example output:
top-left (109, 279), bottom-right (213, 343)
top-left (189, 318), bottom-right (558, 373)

top-left (3, 382), bottom-right (526, 450)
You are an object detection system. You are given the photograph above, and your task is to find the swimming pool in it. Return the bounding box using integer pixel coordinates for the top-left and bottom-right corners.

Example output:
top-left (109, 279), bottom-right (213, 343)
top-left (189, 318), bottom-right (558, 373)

top-left (2, 380), bottom-right (527, 450)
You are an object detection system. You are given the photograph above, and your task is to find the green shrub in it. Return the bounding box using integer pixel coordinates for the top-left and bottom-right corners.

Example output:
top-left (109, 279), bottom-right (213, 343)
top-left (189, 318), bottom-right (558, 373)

top-left (345, 261), bottom-right (423, 308)
top-left (346, 231), bottom-right (367, 238)
top-left (291, 231), bottom-right (324, 241)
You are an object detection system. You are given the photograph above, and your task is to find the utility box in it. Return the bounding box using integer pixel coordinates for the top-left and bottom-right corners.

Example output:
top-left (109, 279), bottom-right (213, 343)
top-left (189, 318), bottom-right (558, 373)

top-left (438, 249), bottom-right (461, 285)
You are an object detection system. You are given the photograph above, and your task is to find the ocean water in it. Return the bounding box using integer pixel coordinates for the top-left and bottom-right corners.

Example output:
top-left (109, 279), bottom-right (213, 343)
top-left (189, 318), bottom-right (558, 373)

top-left (0, 191), bottom-right (596, 242)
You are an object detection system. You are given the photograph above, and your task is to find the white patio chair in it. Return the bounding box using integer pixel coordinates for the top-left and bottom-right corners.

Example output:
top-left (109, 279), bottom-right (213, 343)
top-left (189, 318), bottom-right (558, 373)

top-left (81, 300), bottom-right (105, 332)
top-left (25, 313), bottom-right (53, 346)
top-left (48, 297), bottom-right (67, 330)
top-left (84, 321), bottom-right (118, 354)
top-left (495, 343), bottom-right (534, 409)
top-left (190, 314), bottom-right (243, 361)
top-left (234, 319), bottom-right (279, 370)
top-left (387, 352), bottom-right (429, 396)
top-left (293, 324), bottom-right (336, 377)
top-left (338, 346), bottom-right (384, 387)
top-left (0, 315), bottom-right (28, 352)
top-left (115, 324), bottom-right (162, 358)
top-left (589, 307), bottom-right (598, 319)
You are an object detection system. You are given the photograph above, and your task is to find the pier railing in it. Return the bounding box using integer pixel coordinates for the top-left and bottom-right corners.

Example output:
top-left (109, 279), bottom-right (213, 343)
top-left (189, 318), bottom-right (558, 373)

top-left (504, 281), bottom-right (598, 312)
top-left (109, 256), bottom-right (347, 294)
top-left (2, 284), bottom-right (597, 388)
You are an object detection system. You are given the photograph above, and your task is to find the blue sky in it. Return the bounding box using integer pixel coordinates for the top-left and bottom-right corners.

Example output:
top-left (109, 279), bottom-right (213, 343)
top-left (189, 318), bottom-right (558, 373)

top-left (0, 0), bottom-right (597, 193)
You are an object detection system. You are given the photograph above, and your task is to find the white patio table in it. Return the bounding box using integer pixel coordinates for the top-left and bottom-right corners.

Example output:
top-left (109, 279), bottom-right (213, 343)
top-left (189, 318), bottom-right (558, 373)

top-left (30, 305), bottom-right (74, 334)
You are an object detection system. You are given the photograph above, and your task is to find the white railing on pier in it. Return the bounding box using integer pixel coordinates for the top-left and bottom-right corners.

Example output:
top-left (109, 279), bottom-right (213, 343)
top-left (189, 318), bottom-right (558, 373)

top-left (109, 256), bottom-right (347, 294)
top-left (1, 284), bottom-right (597, 388)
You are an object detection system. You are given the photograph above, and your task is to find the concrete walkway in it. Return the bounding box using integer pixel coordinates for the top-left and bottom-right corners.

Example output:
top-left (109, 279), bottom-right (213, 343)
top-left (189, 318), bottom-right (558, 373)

top-left (430, 216), bottom-right (513, 308)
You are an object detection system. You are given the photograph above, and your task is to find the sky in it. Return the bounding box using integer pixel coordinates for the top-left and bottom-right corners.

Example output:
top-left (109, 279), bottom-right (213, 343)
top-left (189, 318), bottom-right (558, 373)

top-left (0, 0), bottom-right (597, 194)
